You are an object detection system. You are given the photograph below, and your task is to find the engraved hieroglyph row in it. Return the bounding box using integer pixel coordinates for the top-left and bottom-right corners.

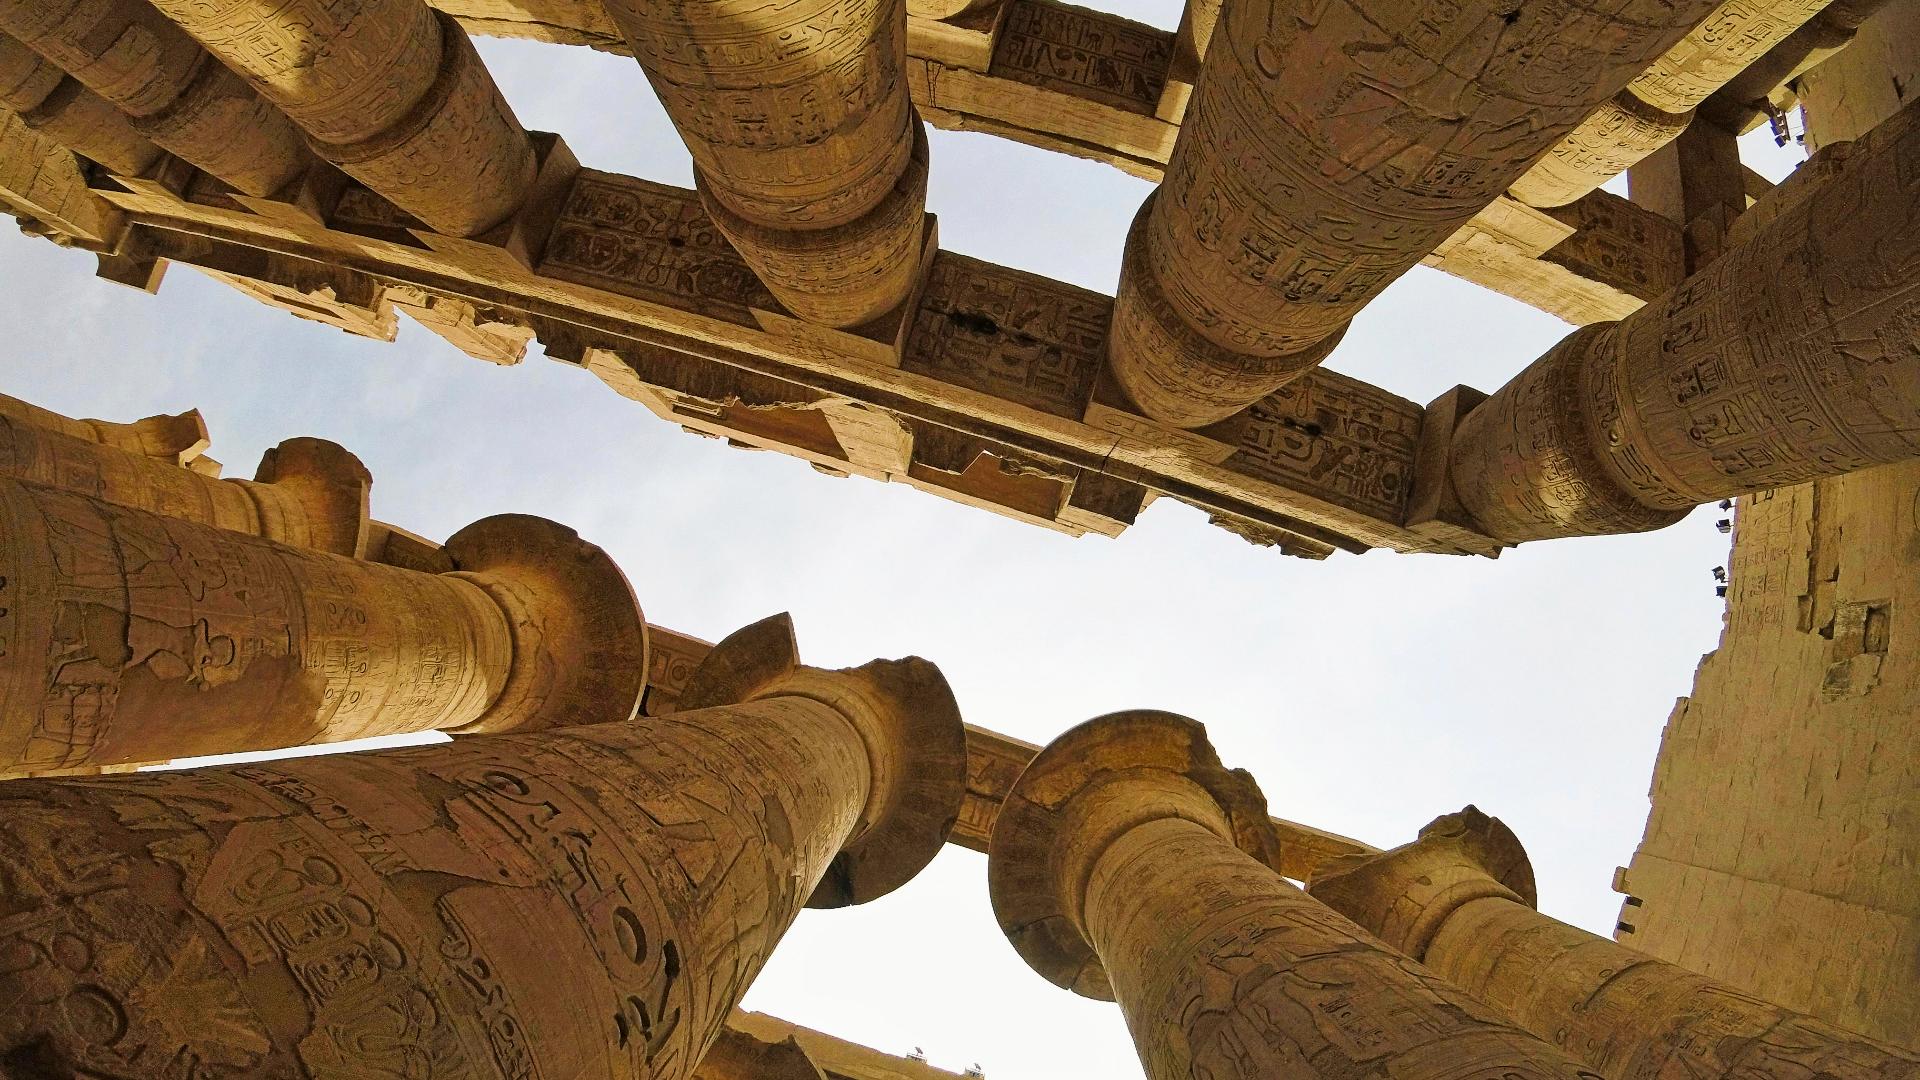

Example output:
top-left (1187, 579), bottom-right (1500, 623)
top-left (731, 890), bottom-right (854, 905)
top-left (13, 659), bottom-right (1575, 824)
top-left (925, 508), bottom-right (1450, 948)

top-left (0, 614), bottom-right (966, 1078)
top-left (1308, 808), bottom-right (1920, 1079)
top-left (988, 712), bottom-right (1606, 1080)
top-left (0, 471), bottom-right (647, 776)
top-left (0, 0), bottom-right (309, 195)
top-left (422, 0), bottom-right (1685, 328)
top-left (602, 0), bottom-right (929, 325)
top-left (1447, 97), bottom-right (1920, 543)
top-left (0, 30), bottom-right (157, 174)
top-left (1104, 0), bottom-right (1733, 428)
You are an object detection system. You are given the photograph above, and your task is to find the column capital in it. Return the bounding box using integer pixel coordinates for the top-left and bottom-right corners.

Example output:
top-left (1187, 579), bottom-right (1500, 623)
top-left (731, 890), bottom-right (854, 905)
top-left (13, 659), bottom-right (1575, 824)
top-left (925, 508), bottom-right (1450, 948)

top-left (441, 512), bottom-right (649, 735)
top-left (1309, 806), bottom-right (1536, 961)
top-left (680, 612), bottom-right (967, 908)
top-left (988, 710), bottom-right (1279, 999)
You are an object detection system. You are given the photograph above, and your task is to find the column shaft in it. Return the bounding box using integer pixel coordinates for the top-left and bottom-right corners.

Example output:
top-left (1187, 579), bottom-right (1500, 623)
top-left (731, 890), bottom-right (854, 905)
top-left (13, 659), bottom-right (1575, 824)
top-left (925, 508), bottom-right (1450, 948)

top-left (0, 0), bottom-right (309, 194)
top-left (606, 0), bottom-right (928, 326)
top-left (0, 413), bottom-right (372, 556)
top-left (144, 0), bottom-right (536, 236)
top-left (1447, 96), bottom-right (1920, 543)
top-left (0, 477), bottom-right (512, 773)
top-left (0, 390), bottom-right (205, 462)
top-left (1428, 897), bottom-right (1920, 1079)
top-left (990, 713), bottom-right (1601, 1080)
top-left (1106, 0), bottom-right (1728, 428)
top-left (1307, 810), bottom-right (1920, 1080)
top-left (1513, 0), bottom-right (1831, 208)
top-left (0, 30), bottom-right (157, 174)
top-left (1086, 817), bottom-right (1597, 1080)
top-left (0, 695), bottom-right (869, 1077)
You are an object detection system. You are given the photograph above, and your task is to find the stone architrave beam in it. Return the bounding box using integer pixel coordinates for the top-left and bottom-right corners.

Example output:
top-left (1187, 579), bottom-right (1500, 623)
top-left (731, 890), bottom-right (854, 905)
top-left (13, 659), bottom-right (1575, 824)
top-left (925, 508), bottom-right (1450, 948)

top-left (986, 710), bottom-right (1607, 1080)
top-left (1101, 0), bottom-right (1728, 428)
top-left (0, 0), bottom-right (310, 195)
top-left (1445, 97), bottom-right (1920, 544)
top-left (0, 612), bottom-right (965, 1077)
top-left (0, 478), bottom-right (646, 775)
top-left (1309, 808), bottom-right (1920, 1079)
top-left (602, 0), bottom-right (929, 326)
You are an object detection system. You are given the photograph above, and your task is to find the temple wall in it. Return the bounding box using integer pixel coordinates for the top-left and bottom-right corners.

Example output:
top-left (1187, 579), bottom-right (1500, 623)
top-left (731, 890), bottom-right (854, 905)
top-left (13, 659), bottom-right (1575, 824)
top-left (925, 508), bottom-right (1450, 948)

top-left (1613, 2), bottom-right (1920, 1045)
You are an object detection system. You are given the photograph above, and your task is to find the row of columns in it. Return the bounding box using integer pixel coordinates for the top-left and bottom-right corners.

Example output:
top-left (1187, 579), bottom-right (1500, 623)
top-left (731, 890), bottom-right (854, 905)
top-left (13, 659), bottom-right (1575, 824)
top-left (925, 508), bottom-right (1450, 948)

top-left (1443, 92), bottom-right (1920, 544)
top-left (0, 397), bottom-right (1913, 1078)
top-left (0, 0), bottom-right (534, 233)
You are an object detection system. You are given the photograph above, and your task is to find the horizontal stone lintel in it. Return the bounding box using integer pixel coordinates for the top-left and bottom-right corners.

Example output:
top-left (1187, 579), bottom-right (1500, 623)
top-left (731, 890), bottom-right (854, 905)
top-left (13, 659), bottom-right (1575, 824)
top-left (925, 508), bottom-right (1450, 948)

top-left (98, 147), bottom-right (1504, 557)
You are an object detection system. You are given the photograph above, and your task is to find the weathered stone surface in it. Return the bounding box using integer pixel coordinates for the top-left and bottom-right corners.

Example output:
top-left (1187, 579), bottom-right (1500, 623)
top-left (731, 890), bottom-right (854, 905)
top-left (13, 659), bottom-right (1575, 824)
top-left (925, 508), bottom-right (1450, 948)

top-left (0, 390), bottom-right (206, 464)
top-left (989, 711), bottom-right (1603, 1080)
top-left (605, 0), bottom-right (927, 325)
top-left (0, 613), bottom-right (963, 1077)
top-left (0, 410), bottom-right (374, 556)
top-left (312, 13), bottom-right (535, 237)
top-left (1449, 96), bottom-right (1920, 542)
top-left (0, 31), bottom-right (157, 174)
top-left (0, 0), bottom-right (309, 194)
top-left (0, 479), bottom-right (644, 774)
top-left (1311, 808), bottom-right (1920, 1077)
top-left (1105, 0), bottom-right (1729, 427)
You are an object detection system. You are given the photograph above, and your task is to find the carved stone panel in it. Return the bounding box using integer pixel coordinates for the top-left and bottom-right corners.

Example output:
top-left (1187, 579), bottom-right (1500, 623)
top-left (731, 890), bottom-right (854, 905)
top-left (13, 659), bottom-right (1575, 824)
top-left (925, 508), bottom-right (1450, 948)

top-left (988, 0), bottom-right (1170, 116)
top-left (904, 252), bottom-right (1106, 419)
top-left (1203, 372), bottom-right (1422, 523)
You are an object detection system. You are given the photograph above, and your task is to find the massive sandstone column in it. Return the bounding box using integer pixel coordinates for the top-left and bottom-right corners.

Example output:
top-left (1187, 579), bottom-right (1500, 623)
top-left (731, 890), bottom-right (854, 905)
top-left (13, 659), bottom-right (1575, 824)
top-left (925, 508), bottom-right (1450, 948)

top-left (0, 477), bottom-right (646, 775)
top-left (1, 404), bottom-right (373, 556)
top-left (988, 710), bottom-right (1602, 1080)
top-left (141, 0), bottom-right (535, 235)
top-left (0, 611), bottom-right (966, 1078)
top-left (1105, 0), bottom-right (1729, 428)
top-left (0, 0), bottom-right (309, 195)
top-left (0, 391), bottom-right (206, 463)
top-left (1445, 95), bottom-right (1920, 544)
top-left (605, 0), bottom-right (929, 327)
top-left (1308, 808), bottom-right (1920, 1080)
top-left (1511, 0), bottom-right (1834, 208)
top-left (0, 30), bottom-right (157, 174)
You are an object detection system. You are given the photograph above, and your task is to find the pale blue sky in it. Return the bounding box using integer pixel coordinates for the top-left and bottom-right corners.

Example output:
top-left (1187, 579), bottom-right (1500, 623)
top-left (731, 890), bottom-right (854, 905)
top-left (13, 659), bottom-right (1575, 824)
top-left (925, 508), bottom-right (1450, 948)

top-left (0, 18), bottom-right (1809, 1077)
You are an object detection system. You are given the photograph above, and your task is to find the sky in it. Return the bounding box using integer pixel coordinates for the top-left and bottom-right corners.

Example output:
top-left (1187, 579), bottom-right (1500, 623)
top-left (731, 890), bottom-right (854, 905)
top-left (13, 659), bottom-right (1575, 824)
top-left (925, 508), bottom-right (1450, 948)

top-left (0, 17), bottom-right (1811, 1079)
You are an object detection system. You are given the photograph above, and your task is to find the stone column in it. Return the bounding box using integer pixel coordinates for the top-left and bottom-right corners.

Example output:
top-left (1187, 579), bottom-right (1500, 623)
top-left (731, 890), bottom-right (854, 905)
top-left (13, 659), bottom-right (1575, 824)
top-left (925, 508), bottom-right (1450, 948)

top-left (1104, 0), bottom-right (1728, 428)
top-left (0, 0), bottom-right (310, 196)
top-left (0, 407), bottom-right (373, 556)
top-left (0, 30), bottom-right (158, 174)
top-left (1445, 96), bottom-right (1920, 544)
top-left (988, 710), bottom-right (1602, 1080)
top-left (1309, 808), bottom-right (1920, 1080)
top-left (0, 611), bottom-right (966, 1079)
top-left (143, 0), bottom-right (535, 236)
top-left (605, 0), bottom-right (929, 327)
top-left (1512, 0), bottom-right (1833, 208)
top-left (0, 391), bottom-right (206, 463)
top-left (0, 477), bottom-right (647, 775)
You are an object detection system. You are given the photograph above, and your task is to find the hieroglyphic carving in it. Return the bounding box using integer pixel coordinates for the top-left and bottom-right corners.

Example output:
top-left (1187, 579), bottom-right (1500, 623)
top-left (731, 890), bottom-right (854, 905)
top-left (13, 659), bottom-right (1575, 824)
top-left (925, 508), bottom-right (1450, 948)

top-left (0, 631), bottom-right (961, 1078)
top-left (989, 712), bottom-right (1604, 1080)
top-left (1105, 0), bottom-right (1729, 427)
top-left (1539, 189), bottom-right (1686, 304)
top-left (541, 170), bottom-right (777, 326)
top-left (641, 624), bottom-right (714, 715)
top-left (904, 252), bottom-right (1105, 419)
top-left (1309, 808), bottom-right (1920, 1080)
top-left (0, 479), bottom-right (645, 774)
top-left (0, 0), bottom-right (310, 194)
top-left (1200, 373), bottom-right (1421, 524)
top-left (0, 31), bottom-right (159, 175)
top-left (1630, 0), bottom-right (1833, 114)
top-left (987, 0), bottom-right (1168, 116)
top-left (1450, 98), bottom-right (1920, 542)
top-left (602, 0), bottom-right (926, 324)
